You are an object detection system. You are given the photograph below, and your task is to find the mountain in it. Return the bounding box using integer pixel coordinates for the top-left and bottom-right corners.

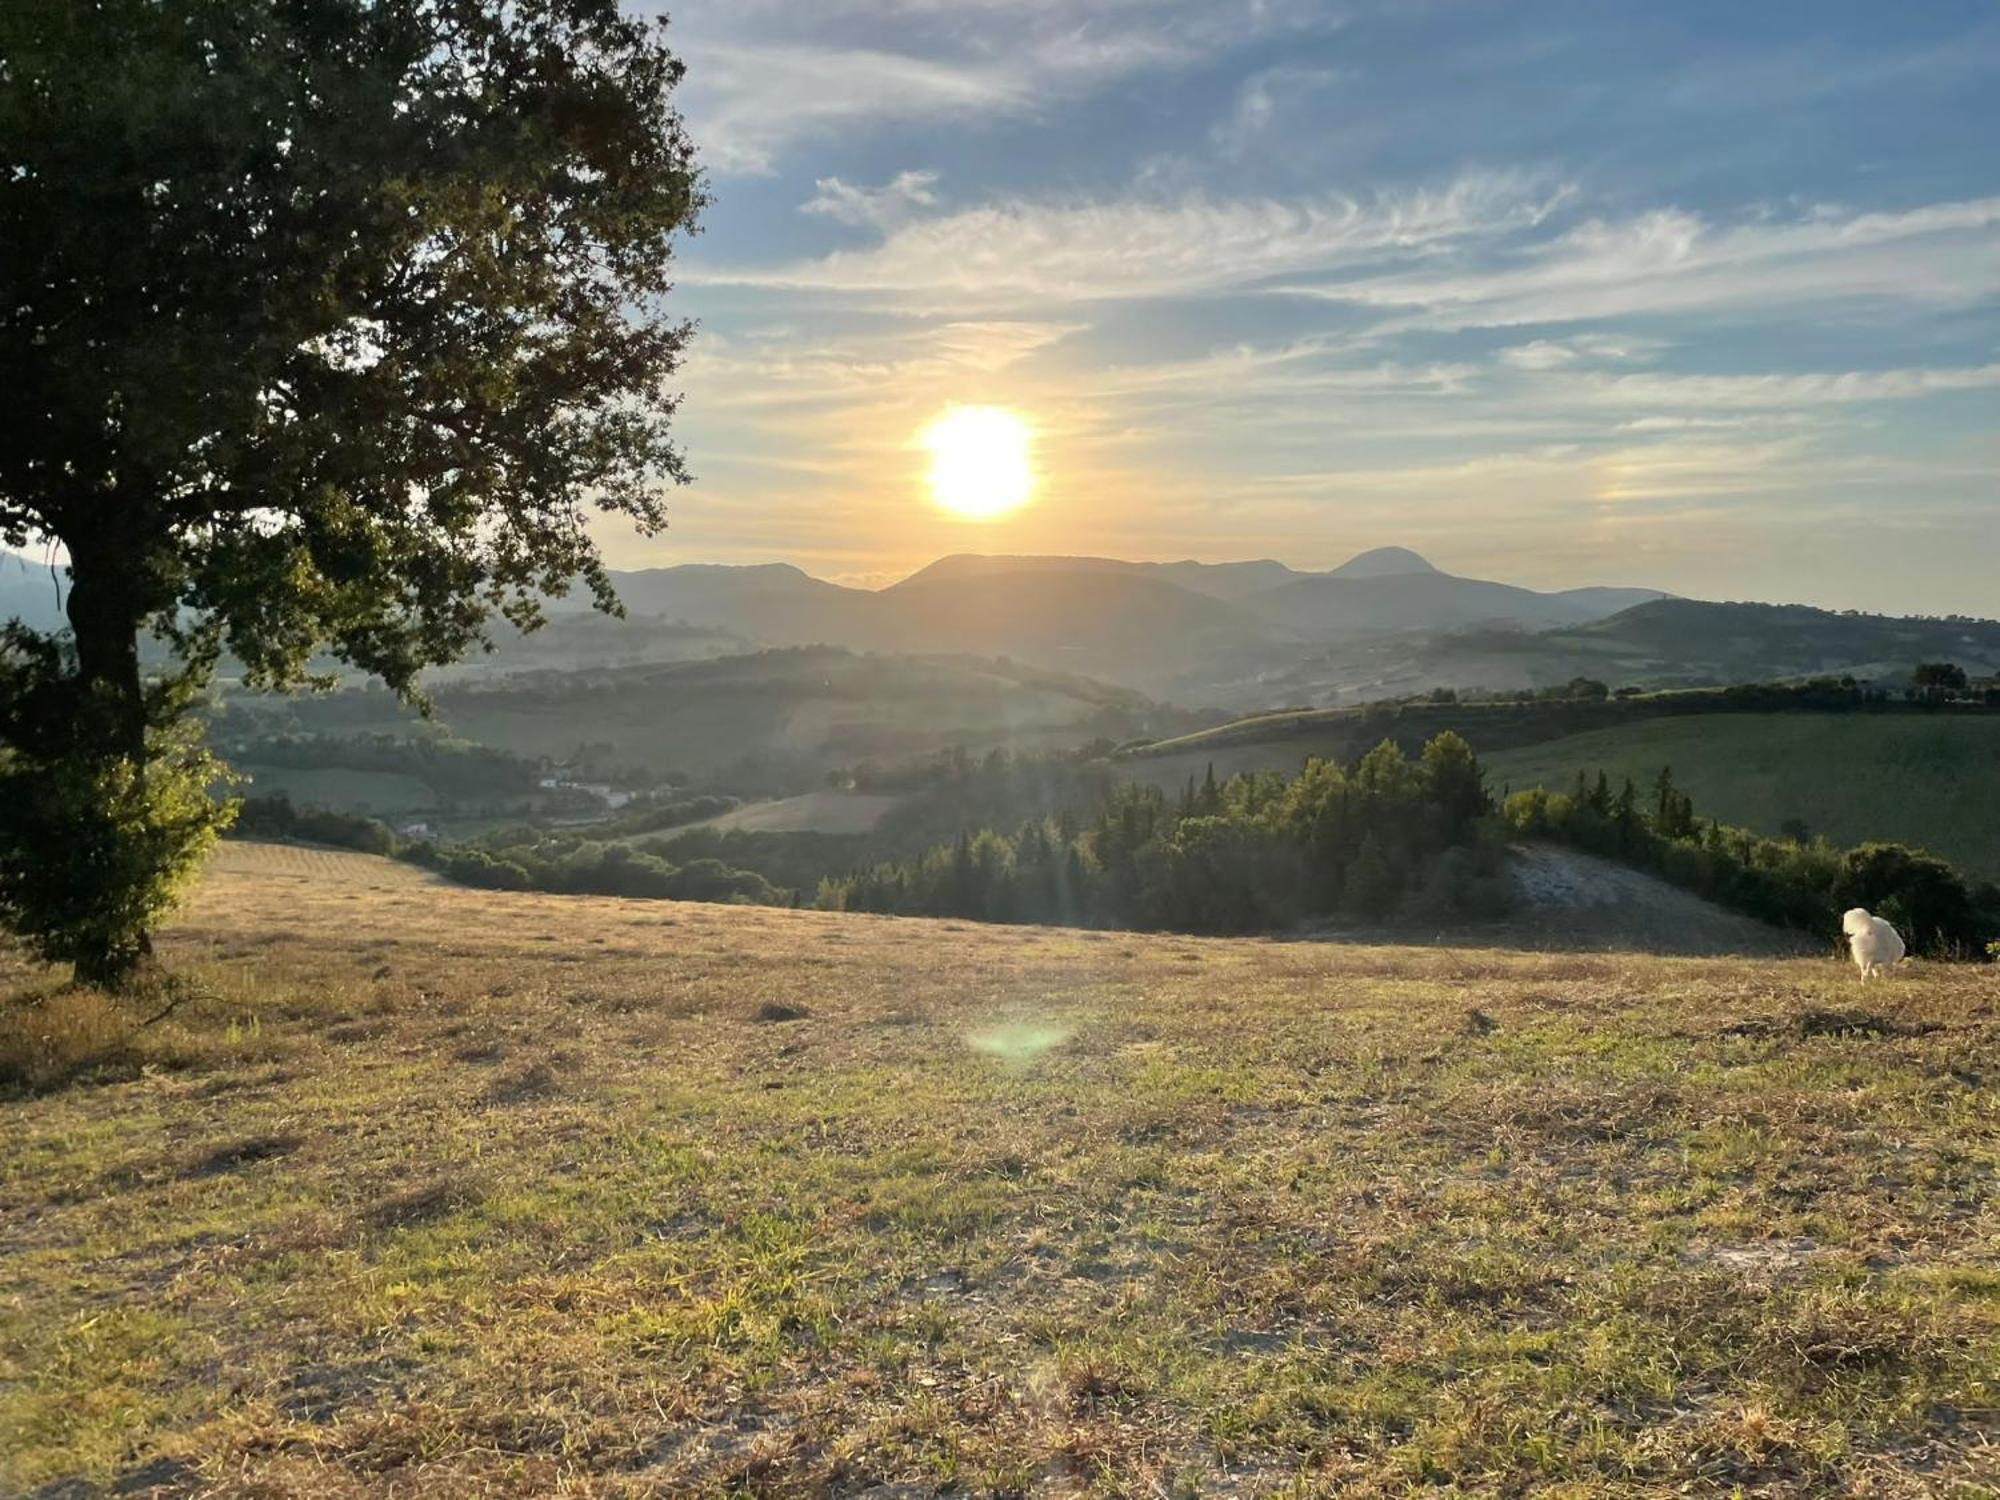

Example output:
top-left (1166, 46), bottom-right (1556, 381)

top-left (0, 551), bottom-right (65, 633)
top-left (1241, 551), bottom-right (1670, 640)
top-left (1140, 559), bottom-right (1308, 600)
top-left (868, 569), bottom-right (1273, 685)
top-left (896, 553), bottom-right (1308, 601)
top-left (1551, 586), bottom-right (1672, 617)
top-left (1567, 598), bottom-right (2000, 681)
top-left (1254, 596), bottom-right (2000, 708)
top-left (1325, 546), bottom-right (1441, 579)
top-left (576, 562), bottom-right (863, 636)
top-left (488, 549), bottom-right (1678, 700)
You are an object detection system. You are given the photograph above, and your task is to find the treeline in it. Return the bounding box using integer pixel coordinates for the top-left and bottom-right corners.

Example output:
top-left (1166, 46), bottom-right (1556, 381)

top-left (409, 832), bottom-right (783, 905)
top-left (1148, 674), bottom-right (2000, 768)
top-left (591, 792), bottom-right (740, 838)
top-left (820, 733), bottom-right (1508, 933)
top-left (214, 729), bottom-right (546, 802)
top-left (228, 797), bottom-right (784, 906)
top-left (1504, 769), bottom-right (2000, 957)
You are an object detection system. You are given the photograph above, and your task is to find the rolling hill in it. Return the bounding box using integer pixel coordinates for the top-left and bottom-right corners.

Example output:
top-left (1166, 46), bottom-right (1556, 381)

top-left (0, 550), bottom-right (62, 633)
top-left (1482, 713), bottom-right (2000, 881)
top-left (9, 545), bottom-right (1994, 717)
top-left (500, 547), bottom-right (1674, 699)
top-left (232, 646), bottom-right (1205, 795)
top-left (1243, 570), bottom-right (1652, 637)
top-left (1259, 597), bottom-right (2000, 706)
top-left (1123, 695), bottom-right (2000, 883)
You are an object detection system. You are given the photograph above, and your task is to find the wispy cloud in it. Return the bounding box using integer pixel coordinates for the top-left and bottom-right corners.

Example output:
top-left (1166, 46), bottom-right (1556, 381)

top-left (1499, 334), bottom-right (1668, 370)
top-left (669, 0), bottom-right (1341, 175)
top-left (688, 173), bottom-right (1570, 306)
top-left (1562, 362), bottom-right (2000, 409)
top-left (802, 170), bottom-right (943, 230)
top-left (1211, 65), bottom-right (1344, 157)
top-left (679, 45), bottom-right (1025, 176)
top-left (1296, 197), bottom-right (2000, 327)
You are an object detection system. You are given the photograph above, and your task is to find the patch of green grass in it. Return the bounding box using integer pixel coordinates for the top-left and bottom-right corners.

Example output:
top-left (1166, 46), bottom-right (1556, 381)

top-left (1483, 713), bottom-right (2000, 879)
top-left (3, 842), bottom-right (1998, 1494)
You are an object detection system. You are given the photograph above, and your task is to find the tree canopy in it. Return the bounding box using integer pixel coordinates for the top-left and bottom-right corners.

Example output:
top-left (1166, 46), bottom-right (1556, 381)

top-left (0, 0), bottom-right (703, 981)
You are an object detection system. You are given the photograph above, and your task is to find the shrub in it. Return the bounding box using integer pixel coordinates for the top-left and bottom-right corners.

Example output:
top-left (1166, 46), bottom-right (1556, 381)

top-left (0, 722), bottom-right (235, 985)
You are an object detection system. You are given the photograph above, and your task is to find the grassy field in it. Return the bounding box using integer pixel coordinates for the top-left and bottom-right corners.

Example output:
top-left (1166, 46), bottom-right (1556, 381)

top-left (689, 792), bottom-right (907, 837)
top-left (1482, 715), bottom-right (2000, 881)
top-left (232, 765), bottom-right (440, 818)
top-left (4, 844), bottom-right (2000, 1496)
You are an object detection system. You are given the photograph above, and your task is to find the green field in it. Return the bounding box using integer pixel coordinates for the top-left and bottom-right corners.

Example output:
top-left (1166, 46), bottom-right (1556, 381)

top-left (1484, 714), bottom-right (2000, 881)
top-left (233, 765), bottom-right (439, 817)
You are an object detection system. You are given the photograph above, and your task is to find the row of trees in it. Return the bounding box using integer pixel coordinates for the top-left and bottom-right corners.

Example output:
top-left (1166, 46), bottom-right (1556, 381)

top-left (821, 743), bottom-right (1997, 957)
top-left (821, 734), bottom-right (1510, 933)
top-left (1504, 768), bottom-right (1999, 957)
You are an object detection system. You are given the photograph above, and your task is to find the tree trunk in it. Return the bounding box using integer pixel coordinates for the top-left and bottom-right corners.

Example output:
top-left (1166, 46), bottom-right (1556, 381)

top-left (65, 553), bottom-right (149, 762)
top-left (63, 540), bottom-right (155, 985)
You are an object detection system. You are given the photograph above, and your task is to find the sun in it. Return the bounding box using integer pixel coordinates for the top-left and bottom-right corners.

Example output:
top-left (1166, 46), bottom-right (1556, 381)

top-left (920, 406), bottom-right (1035, 520)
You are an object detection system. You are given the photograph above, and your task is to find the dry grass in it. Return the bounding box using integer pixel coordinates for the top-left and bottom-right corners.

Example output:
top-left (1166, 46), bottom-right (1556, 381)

top-left (3, 841), bottom-right (1998, 1496)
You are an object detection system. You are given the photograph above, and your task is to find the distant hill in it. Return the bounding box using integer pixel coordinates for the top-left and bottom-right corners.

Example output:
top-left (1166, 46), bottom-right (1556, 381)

top-left (540, 547), bottom-right (1673, 699)
top-left (867, 569), bottom-right (1273, 684)
top-left (1568, 599), bottom-right (2000, 681)
top-left (1243, 570), bottom-right (1652, 638)
top-left (1258, 597), bottom-right (2000, 707)
top-left (1325, 545), bottom-right (1440, 579)
top-left (899, 553), bottom-right (1309, 601)
top-left (229, 646), bottom-right (1208, 795)
top-left (901, 547), bottom-right (1665, 638)
top-left (12, 546), bottom-right (1992, 720)
top-left (1483, 714), bottom-right (2000, 883)
top-left (0, 550), bottom-right (63, 633)
top-left (1119, 693), bottom-right (2000, 881)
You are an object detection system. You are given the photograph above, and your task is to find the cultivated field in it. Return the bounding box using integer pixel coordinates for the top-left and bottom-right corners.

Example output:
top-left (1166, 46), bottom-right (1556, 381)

top-left (4, 844), bottom-right (1999, 1496)
top-left (1482, 715), bottom-right (2000, 881)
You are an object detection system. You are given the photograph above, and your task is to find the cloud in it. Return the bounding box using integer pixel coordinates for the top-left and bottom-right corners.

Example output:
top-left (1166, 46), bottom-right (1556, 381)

top-left (1291, 196), bottom-right (2000, 328)
top-left (1211, 65), bottom-right (1343, 157)
top-left (665, 0), bottom-right (1344, 175)
top-left (681, 45), bottom-right (1025, 176)
top-left (1567, 362), bottom-right (2000, 409)
top-left (688, 173), bottom-right (1570, 306)
top-left (802, 170), bottom-right (942, 230)
top-left (1499, 334), bottom-right (1667, 370)
top-left (682, 318), bottom-right (1086, 415)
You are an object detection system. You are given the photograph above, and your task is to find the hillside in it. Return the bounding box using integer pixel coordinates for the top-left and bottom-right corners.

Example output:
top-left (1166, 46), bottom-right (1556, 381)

top-left (1244, 571), bottom-right (1633, 636)
top-left (0, 550), bottom-right (61, 633)
top-left (233, 647), bottom-right (1197, 795)
top-left (1484, 714), bottom-right (2000, 882)
top-left (6, 845), bottom-right (1999, 1494)
top-left (1263, 598), bottom-right (2000, 706)
top-left (13, 547), bottom-right (1991, 717)
top-left (502, 548), bottom-right (1673, 700)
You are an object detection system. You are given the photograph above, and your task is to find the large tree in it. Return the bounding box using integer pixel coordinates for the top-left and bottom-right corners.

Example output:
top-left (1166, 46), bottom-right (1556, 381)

top-left (0, 0), bottom-right (702, 983)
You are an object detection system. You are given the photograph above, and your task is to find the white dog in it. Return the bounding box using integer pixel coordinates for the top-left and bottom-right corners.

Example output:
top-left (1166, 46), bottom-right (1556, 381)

top-left (1842, 907), bottom-right (1906, 978)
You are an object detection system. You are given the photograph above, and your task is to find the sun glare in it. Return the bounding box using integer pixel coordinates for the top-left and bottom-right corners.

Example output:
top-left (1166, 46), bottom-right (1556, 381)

top-left (921, 406), bottom-right (1035, 520)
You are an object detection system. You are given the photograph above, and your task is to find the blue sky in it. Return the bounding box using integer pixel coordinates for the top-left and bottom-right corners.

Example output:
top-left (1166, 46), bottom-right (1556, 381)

top-left (631, 0), bottom-right (2000, 612)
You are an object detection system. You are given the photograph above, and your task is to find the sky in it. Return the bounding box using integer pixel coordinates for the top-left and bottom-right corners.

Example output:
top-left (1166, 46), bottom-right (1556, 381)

top-left (621, 0), bottom-right (2000, 612)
